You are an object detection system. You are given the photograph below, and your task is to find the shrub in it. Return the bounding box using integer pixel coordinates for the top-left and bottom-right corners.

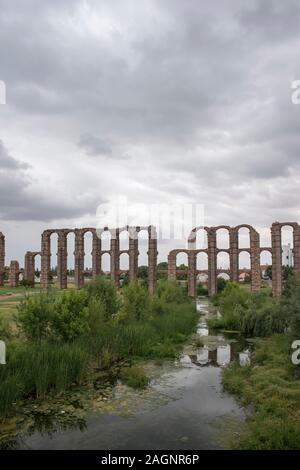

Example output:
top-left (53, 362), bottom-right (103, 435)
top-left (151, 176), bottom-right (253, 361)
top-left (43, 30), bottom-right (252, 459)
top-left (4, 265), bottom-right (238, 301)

top-left (120, 366), bottom-right (150, 389)
top-left (52, 289), bottom-right (90, 342)
top-left (119, 282), bottom-right (150, 322)
top-left (20, 279), bottom-right (35, 288)
top-left (156, 280), bottom-right (188, 304)
top-left (16, 291), bottom-right (55, 342)
top-left (84, 276), bottom-right (119, 319)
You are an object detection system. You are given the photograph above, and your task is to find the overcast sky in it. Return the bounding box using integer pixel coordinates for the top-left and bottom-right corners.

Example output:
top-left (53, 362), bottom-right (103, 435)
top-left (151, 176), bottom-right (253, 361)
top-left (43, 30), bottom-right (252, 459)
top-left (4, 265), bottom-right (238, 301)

top-left (0, 0), bottom-right (300, 267)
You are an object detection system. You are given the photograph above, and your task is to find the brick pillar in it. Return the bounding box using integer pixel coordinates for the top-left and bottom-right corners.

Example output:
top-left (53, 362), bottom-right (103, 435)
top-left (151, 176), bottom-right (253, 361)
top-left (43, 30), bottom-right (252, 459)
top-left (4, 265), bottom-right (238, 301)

top-left (24, 252), bottom-right (35, 283)
top-left (74, 229), bottom-right (85, 288)
top-left (208, 228), bottom-right (217, 296)
top-left (0, 232), bottom-right (5, 286)
top-left (57, 230), bottom-right (68, 289)
top-left (92, 232), bottom-right (102, 278)
top-left (293, 224), bottom-right (300, 275)
top-left (229, 228), bottom-right (239, 282)
top-left (188, 251), bottom-right (197, 297)
top-left (168, 251), bottom-right (177, 282)
top-left (129, 228), bottom-right (138, 282)
top-left (9, 260), bottom-right (19, 287)
top-left (110, 229), bottom-right (120, 287)
top-left (148, 226), bottom-right (157, 294)
top-left (271, 223), bottom-right (282, 297)
top-left (41, 231), bottom-right (51, 289)
top-left (250, 230), bottom-right (261, 293)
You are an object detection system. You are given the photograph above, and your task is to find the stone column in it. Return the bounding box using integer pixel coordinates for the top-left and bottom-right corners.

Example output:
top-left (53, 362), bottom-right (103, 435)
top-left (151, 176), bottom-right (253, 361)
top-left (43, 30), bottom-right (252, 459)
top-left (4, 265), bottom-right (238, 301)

top-left (0, 232), bottom-right (5, 286)
top-left (293, 224), bottom-right (300, 275)
top-left (148, 226), bottom-right (157, 294)
top-left (129, 228), bottom-right (138, 282)
top-left (229, 228), bottom-right (239, 282)
top-left (208, 228), bottom-right (217, 297)
top-left (24, 252), bottom-right (35, 283)
top-left (188, 251), bottom-right (197, 297)
top-left (9, 260), bottom-right (19, 287)
top-left (110, 229), bottom-right (120, 287)
top-left (92, 232), bottom-right (102, 278)
top-left (250, 230), bottom-right (261, 293)
top-left (41, 231), bottom-right (51, 289)
top-left (271, 223), bottom-right (282, 297)
top-left (168, 251), bottom-right (177, 282)
top-left (74, 229), bottom-right (85, 288)
top-left (57, 230), bottom-right (68, 289)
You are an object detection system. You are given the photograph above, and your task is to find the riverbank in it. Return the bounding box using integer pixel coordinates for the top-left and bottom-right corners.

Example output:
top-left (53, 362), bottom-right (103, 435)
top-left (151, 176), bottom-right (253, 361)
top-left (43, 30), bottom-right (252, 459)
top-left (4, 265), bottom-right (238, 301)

top-left (2, 299), bottom-right (247, 450)
top-left (223, 334), bottom-right (300, 449)
top-left (0, 279), bottom-right (200, 446)
top-left (213, 279), bottom-right (300, 450)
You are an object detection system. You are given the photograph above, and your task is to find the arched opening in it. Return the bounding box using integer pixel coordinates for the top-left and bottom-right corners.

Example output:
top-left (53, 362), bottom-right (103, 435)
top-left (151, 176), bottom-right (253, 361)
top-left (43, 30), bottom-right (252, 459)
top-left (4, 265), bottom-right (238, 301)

top-left (50, 232), bottom-right (58, 286)
top-left (216, 228), bottom-right (230, 250)
top-left (281, 225), bottom-right (294, 268)
top-left (33, 253), bottom-right (41, 285)
top-left (176, 252), bottom-right (188, 282)
top-left (101, 230), bottom-right (111, 251)
top-left (119, 229), bottom-right (129, 251)
top-left (84, 231), bottom-right (93, 283)
top-left (260, 249), bottom-right (272, 287)
top-left (101, 253), bottom-right (111, 279)
top-left (138, 228), bottom-right (149, 279)
top-left (195, 228), bottom-right (208, 250)
top-left (196, 252), bottom-right (208, 271)
top-left (119, 252), bottom-right (129, 286)
top-left (238, 227), bottom-right (251, 249)
top-left (67, 231), bottom-right (75, 287)
top-left (239, 250), bottom-right (251, 284)
top-left (217, 251), bottom-right (230, 270)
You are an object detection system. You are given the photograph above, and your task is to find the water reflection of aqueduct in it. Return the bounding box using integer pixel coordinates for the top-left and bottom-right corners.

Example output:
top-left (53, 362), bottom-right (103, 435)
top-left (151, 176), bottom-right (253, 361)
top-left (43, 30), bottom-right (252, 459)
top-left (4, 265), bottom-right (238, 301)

top-left (0, 221), bottom-right (299, 297)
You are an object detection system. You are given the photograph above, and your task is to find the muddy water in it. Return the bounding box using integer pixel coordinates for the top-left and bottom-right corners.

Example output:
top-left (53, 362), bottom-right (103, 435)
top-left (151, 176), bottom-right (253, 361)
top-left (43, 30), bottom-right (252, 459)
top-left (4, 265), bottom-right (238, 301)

top-left (17, 299), bottom-right (250, 450)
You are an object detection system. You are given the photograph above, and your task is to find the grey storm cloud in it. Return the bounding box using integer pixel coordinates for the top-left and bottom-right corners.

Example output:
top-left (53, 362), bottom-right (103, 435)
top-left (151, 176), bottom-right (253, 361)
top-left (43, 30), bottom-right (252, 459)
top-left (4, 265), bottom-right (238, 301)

top-left (0, 139), bottom-right (100, 221)
top-left (78, 134), bottom-right (131, 160)
top-left (0, 0), bottom-right (299, 252)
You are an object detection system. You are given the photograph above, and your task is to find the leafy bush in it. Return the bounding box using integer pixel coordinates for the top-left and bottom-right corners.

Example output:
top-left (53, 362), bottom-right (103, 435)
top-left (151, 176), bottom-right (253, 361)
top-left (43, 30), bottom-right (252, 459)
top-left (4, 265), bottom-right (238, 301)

top-left (51, 289), bottom-right (90, 342)
top-left (20, 279), bottom-right (35, 288)
top-left (209, 282), bottom-right (287, 336)
top-left (119, 282), bottom-right (150, 322)
top-left (84, 276), bottom-right (119, 319)
top-left (197, 283), bottom-right (208, 296)
top-left (156, 280), bottom-right (188, 304)
top-left (16, 292), bottom-right (56, 342)
top-left (120, 366), bottom-right (150, 389)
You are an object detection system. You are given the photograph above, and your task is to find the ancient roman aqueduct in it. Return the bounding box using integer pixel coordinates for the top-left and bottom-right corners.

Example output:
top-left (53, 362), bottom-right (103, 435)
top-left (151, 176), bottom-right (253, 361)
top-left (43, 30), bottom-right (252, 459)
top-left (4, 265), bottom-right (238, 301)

top-left (0, 222), bottom-right (299, 298)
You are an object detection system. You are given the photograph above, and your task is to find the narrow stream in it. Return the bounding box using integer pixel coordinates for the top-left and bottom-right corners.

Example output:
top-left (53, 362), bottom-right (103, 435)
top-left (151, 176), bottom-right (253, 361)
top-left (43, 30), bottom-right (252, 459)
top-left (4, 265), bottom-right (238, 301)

top-left (17, 299), bottom-right (251, 450)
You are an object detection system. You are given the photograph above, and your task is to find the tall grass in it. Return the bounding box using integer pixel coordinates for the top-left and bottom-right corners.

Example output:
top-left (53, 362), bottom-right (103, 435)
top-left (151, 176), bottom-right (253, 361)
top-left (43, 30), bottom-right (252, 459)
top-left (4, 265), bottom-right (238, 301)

top-left (1, 278), bottom-right (198, 419)
top-left (0, 342), bottom-right (89, 418)
top-left (223, 334), bottom-right (300, 449)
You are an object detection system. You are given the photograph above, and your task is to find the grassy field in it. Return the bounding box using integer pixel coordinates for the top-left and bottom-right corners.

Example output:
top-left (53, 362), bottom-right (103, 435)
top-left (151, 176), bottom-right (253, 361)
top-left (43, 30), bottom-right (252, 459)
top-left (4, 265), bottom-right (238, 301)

top-left (0, 284), bottom-right (43, 328)
top-left (223, 334), bottom-right (300, 449)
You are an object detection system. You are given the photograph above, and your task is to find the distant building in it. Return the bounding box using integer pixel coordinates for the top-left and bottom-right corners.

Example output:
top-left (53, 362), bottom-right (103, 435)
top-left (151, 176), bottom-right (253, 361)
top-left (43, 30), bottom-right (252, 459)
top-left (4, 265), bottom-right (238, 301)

top-left (282, 244), bottom-right (293, 267)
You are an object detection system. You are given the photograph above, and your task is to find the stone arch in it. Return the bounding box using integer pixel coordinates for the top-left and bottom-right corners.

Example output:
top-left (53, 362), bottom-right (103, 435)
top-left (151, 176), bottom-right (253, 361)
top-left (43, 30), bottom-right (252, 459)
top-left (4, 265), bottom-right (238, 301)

top-left (188, 226), bottom-right (209, 250)
top-left (271, 222), bottom-right (300, 296)
top-left (216, 226), bottom-right (230, 250)
top-left (24, 251), bottom-right (41, 284)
